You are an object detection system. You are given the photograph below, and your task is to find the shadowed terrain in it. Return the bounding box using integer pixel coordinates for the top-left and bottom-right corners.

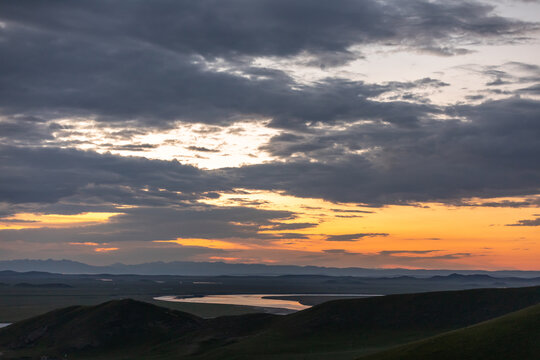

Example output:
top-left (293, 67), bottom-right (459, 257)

top-left (359, 302), bottom-right (540, 360)
top-left (0, 286), bottom-right (539, 359)
top-left (2, 270), bottom-right (540, 323)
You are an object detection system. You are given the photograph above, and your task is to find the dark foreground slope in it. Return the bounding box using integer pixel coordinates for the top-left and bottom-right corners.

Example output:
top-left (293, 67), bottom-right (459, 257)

top-left (0, 299), bottom-right (276, 359)
top-left (360, 303), bottom-right (540, 360)
top-left (0, 299), bottom-right (202, 359)
top-left (198, 286), bottom-right (540, 359)
top-left (1, 286), bottom-right (539, 360)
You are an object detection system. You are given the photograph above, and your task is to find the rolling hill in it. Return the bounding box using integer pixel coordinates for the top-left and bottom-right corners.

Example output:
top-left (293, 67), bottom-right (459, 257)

top-left (0, 286), bottom-right (539, 359)
top-left (0, 299), bottom-right (203, 359)
top-left (359, 302), bottom-right (540, 360)
top-left (195, 286), bottom-right (540, 359)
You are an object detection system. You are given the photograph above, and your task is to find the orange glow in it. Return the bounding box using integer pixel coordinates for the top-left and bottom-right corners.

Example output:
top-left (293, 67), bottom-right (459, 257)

top-left (0, 212), bottom-right (121, 229)
top-left (203, 190), bottom-right (540, 269)
top-left (94, 247), bottom-right (119, 252)
top-left (209, 256), bottom-right (242, 262)
top-left (2, 192), bottom-right (538, 269)
top-left (155, 238), bottom-right (250, 250)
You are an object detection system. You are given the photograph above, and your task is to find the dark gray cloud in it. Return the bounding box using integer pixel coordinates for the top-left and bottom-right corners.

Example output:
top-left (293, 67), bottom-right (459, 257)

top-left (0, 116), bottom-right (54, 145)
top-left (0, 205), bottom-right (297, 244)
top-left (105, 144), bottom-right (160, 152)
top-left (186, 146), bottom-right (220, 153)
top-left (379, 250), bottom-right (442, 255)
top-left (0, 239), bottom-right (227, 265)
top-left (321, 248), bottom-right (474, 262)
top-left (506, 217), bottom-right (540, 226)
top-left (326, 233), bottom-right (389, 241)
top-left (0, 145), bottom-right (310, 244)
top-left (473, 62), bottom-right (540, 87)
top-left (236, 97), bottom-right (540, 204)
top-left (380, 251), bottom-right (474, 260)
top-left (330, 209), bottom-right (374, 214)
top-left (0, 0), bottom-right (535, 129)
top-left (1, 0), bottom-right (532, 59)
top-left (3, 96), bottom-right (540, 213)
top-left (264, 222), bottom-right (319, 231)
top-left (3, 91), bottom-right (540, 211)
top-left (265, 233), bottom-right (311, 240)
top-left (518, 83), bottom-right (540, 94)
top-left (323, 249), bottom-right (356, 255)
top-left (0, 145), bottom-right (227, 205)
top-left (450, 198), bottom-right (540, 207)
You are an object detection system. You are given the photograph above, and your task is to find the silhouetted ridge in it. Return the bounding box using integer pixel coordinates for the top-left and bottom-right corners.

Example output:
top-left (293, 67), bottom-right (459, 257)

top-left (1, 287), bottom-right (539, 359)
top-left (13, 282), bottom-right (72, 288)
top-left (208, 286), bottom-right (540, 357)
top-left (276, 285), bottom-right (540, 334)
top-left (0, 299), bottom-right (202, 355)
top-left (428, 273), bottom-right (496, 281)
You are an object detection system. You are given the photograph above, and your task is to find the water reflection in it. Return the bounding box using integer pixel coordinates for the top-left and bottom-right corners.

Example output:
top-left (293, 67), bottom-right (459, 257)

top-left (154, 293), bottom-right (380, 311)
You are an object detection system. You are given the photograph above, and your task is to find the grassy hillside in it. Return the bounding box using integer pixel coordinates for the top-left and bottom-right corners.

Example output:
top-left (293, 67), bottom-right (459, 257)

top-left (195, 286), bottom-right (540, 359)
top-left (0, 299), bottom-right (204, 359)
top-left (0, 299), bottom-right (277, 360)
top-left (359, 303), bottom-right (540, 360)
top-left (1, 286), bottom-right (539, 360)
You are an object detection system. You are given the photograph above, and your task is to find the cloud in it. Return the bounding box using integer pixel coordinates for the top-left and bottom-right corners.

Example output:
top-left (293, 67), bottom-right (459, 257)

top-left (264, 233), bottom-right (311, 240)
top-left (330, 209), bottom-right (374, 214)
top-left (3, 91), bottom-right (540, 211)
top-left (0, 205), bottom-right (299, 245)
top-left (506, 217), bottom-right (540, 226)
top-left (2, 1), bottom-right (533, 59)
top-left (323, 249), bottom-right (356, 255)
top-left (451, 198), bottom-right (540, 208)
top-left (4, 97), bottom-right (540, 212)
top-left (378, 250), bottom-right (473, 260)
top-left (379, 250), bottom-right (441, 255)
top-left (518, 83), bottom-right (540, 94)
top-left (104, 144), bottom-right (160, 152)
top-left (0, 3), bottom-right (537, 208)
top-left (325, 233), bottom-right (389, 241)
top-left (0, 0), bottom-right (536, 129)
top-left (186, 146), bottom-right (220, 153)
top-left (264, 222), bottom-right (319, 230)
top-left (0, 145), bottom-right (228, 205)
top-left (235, 97), bottom-right (540, 204)
top-left (318, 248), bottom-right (475, 263)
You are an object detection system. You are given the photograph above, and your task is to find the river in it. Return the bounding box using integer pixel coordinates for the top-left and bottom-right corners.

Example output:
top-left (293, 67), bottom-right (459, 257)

top-left (154, 293), bottom-right (381, 311)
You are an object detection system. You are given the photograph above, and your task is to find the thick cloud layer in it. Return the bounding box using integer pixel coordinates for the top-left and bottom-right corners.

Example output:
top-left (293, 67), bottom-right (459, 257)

top-left (235, 98), bottom-right (540, 204)
top-left (0, 0), bottom-right (535, 127)
top-left (0, 145), bottom-right (226, 205)
top-left (0, 1), bottom-right (539, 265)
top-left (0, 205), bottom-right (297, 244)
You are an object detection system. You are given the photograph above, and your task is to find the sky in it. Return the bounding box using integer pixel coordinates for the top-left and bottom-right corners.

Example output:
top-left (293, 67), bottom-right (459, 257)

top-left (0, 0), bottom-right (539, 270)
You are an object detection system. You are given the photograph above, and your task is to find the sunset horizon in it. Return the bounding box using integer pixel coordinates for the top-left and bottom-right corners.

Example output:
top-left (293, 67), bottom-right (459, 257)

top-left (1, 0), bottom-right (539, 271)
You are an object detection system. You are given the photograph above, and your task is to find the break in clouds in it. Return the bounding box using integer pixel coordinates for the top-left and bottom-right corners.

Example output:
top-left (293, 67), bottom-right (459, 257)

top-left (0, 0), bottom-right (539, 264)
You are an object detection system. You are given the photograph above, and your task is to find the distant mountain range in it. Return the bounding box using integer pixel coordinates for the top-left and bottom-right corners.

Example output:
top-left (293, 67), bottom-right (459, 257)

top-left (0, 259), bottom-right (539, 277)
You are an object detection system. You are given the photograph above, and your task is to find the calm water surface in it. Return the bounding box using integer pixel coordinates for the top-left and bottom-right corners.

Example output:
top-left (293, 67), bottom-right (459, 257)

top-left (154, 294), bottom-right (381, 311)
